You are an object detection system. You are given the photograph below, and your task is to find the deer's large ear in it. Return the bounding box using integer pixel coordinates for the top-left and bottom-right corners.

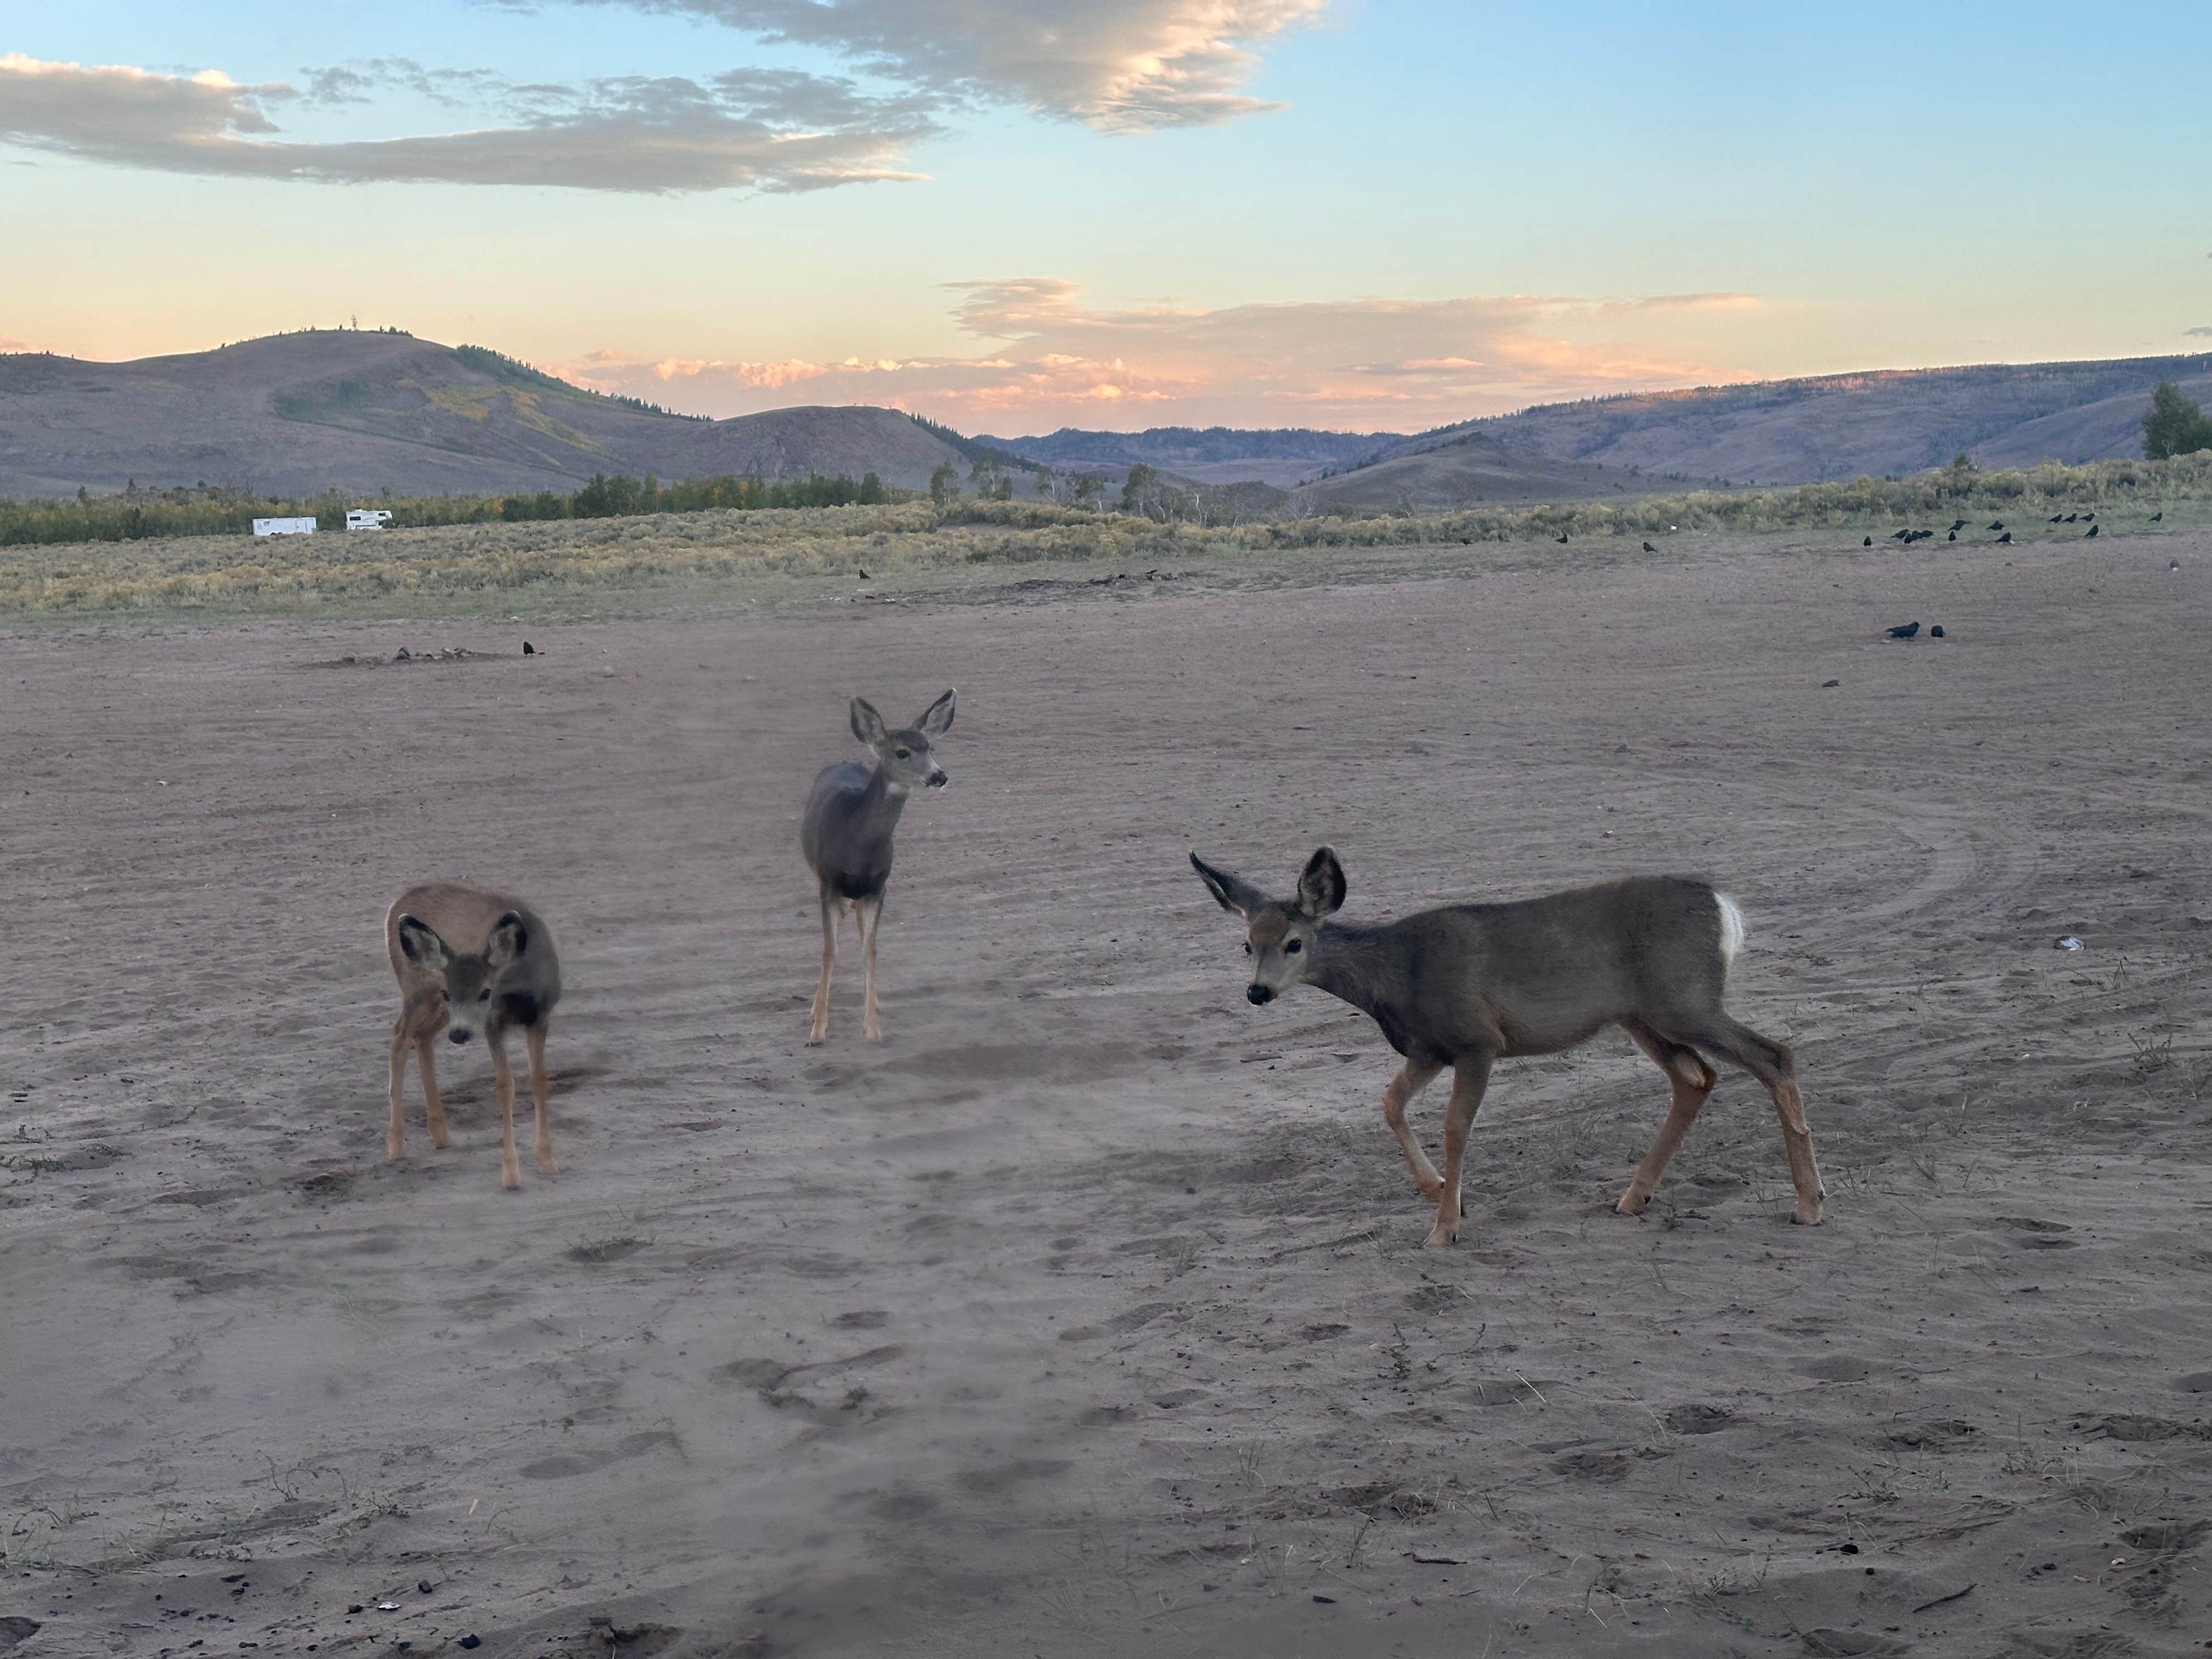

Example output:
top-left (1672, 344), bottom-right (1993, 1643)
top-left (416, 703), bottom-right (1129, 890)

top-left (1296, 847), bottom-right (1347, 918)
top-left (396, 915), bottom-right (449, 970)
top-left (487, 912), bottom-right (529, 970)
top-left (1190, 852), bottom-right (1262, 915)
top-left (850, 698), bottom-right (888, 746)
top-left (915, 689), bottom-right (956, 736)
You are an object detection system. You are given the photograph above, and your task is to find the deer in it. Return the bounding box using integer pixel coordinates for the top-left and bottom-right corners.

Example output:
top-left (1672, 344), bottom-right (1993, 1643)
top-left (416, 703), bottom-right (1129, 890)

top-left (385, 883), bottom-right (563, 1189)
top-left (800, 690), bottom-right (956, 1044)
top-left (1189, 847), bottom-right (1821, 1248)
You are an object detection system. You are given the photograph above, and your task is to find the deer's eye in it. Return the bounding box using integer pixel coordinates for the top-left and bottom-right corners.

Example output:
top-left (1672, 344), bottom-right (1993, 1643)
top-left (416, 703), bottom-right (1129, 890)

top-left (1242, 941), bottom-right (1251, 956)
top-left (895, 748), bottom-right (911, 759)
top-left (478, 989), bottom-right (492, 1002)
top-left (1285, 939), bottom-right (1303, 955)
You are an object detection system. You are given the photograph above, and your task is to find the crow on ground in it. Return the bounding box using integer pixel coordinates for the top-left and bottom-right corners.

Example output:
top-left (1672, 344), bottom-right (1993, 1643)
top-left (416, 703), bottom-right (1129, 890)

top-left (1987, 521), bottom-right (2005, 531)
top-left (1891, 529), bottom-right (1911, 540)
top-left (1948, 531), bottom-right (1957, 540)
top-left (2151, 511), bottom-right (2164, 522)
top-left (1555, 534), bottom-right (1568, 544)
top-left (1863, 536), bottom-right (1873, 546)
top-left (2050, 514), bottom-right (2065, 523)
top-left (2063, 513), bottom-right (2078, 523)
top-left (1997, 532), bottom-right (2012, 544)
top-left (1886, 622), bottom-right (1921, 639)
top-left (2085, 524), bottom-right (2099, 538)
top-left (1948, 520), bottom-right (1968, 533)
top-left (1930, 625), bottom-right (1946, 638)
top-left (1643, 541), bottom-right (1657, 552)
top-left (522, 641), bottom-right (535, 656)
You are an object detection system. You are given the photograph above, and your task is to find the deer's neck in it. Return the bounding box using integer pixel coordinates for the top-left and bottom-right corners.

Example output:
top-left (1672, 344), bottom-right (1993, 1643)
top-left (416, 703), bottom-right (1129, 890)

top-left (1307, 920), bottom-right (1410, 1023)
top-left (853, 765), bottom-right (910, 840)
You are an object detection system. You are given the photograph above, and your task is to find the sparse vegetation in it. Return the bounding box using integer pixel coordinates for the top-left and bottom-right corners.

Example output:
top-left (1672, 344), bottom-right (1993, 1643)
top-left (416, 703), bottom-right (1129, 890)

top-left (3, 452), bottom-right (2207, 619)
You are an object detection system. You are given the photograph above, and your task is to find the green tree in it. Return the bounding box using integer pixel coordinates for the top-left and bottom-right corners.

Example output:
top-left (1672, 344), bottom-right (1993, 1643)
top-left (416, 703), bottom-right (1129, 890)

top-left (2143, 381), bottom-right (2212, 460)
top-left (929, 461), bottom-right (960, 505)
top-left (1120, 463), bottom-right (1157, 514)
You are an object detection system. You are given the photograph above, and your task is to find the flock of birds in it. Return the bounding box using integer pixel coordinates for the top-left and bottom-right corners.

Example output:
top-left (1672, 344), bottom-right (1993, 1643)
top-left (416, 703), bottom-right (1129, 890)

top-left (1859, 508), bottom-right (2166, 550)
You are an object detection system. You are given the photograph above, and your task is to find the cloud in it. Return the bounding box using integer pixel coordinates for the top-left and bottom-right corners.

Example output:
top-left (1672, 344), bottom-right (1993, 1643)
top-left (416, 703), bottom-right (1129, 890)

top-left (0, 52), bottom-right (938, 192)
top-left (555, 0), bottom-right (1329, 130)
top-left (552, 278), bottom-right (1756, 431)
top-left (2187, 326), bottom-right (2212, 338)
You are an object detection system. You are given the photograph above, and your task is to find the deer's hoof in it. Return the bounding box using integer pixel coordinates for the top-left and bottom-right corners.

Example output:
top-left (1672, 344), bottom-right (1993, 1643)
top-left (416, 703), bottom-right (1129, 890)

top-left (431, 1132), bottom-right (450, 1150)
top-left (1616, 1190), bottom-right (1649, 1216)
top-left (387, 1143), bottom-right (404, 1161)
top-left (1790, 1205), bottom-right (1825, 1226)
top-left (538, 1156), bottom-right (558, 1176)
top-left (1421, 1224), bottom-right (1458, 1249)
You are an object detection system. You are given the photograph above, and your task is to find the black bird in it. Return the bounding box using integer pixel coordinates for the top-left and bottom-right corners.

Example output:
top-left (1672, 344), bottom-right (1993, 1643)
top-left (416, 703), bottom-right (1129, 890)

top-left (1555, 534), bottom-right (1568, 544)
top-left (1929, 625), bottom-right (1946, 638)
top-left (1997, 532), bottom-right (2012, 544)
top-left (858, 567), bottom-right (871, 579)
top-left (1948, 519), bottom-right (1968, 533)
top-left (2063, 513), bottom-right (2078, 523)
top-left (2151, 511), bottom-right (2164, 522)
top-left (1863, 536), bottom-right (1873, 546)
top-left (2049, 514), bottom-right (2065, 523)
top-left (1886, 622), bottom-right (1921, 639)
top-left (1987, 521), bottom-right (2005, 531)
top-left (1947, 530), bottom-right (1956, 541)
top-left (522, 641), bottom-right (535, 656)
top-left (2085, 523), bottom-right (2099, 538)
top-left (1642, 541), bottom-right (1657, 552)
top-left (2084, 512), bottom-right (2096, 521)
top-left (1891, 529), bottom-right (1911, 540)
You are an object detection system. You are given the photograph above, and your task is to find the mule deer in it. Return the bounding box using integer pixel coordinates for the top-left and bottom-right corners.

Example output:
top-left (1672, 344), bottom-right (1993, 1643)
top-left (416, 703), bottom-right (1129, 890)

top-left (1190, 848), bottom-right (1821, 1247)
top-left (801, 690), bottom-right (955, 1043)
top-left (385, 883), bottom-right (563, 1189)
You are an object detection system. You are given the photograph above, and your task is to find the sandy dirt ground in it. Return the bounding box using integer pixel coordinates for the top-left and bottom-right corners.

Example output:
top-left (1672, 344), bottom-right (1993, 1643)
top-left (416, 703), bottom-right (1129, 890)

top-left (3, 528), bottom-right (2211, 1658)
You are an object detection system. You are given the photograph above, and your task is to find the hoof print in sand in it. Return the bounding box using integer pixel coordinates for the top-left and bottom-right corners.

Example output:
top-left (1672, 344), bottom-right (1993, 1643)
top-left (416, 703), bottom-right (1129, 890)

top-left (1664, 1403), bottom-right (1734, 1435)
top-left (519, 1430), bottom-right (680, 1481)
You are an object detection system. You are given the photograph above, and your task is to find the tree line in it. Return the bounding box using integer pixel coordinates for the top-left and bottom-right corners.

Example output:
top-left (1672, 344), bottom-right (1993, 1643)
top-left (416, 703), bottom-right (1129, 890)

top-left (0, 471), bottom-right (897, 546)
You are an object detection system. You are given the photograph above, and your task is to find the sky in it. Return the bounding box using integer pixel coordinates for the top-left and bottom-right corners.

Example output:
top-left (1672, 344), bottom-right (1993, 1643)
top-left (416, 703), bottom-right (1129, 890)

top-left (3, 1), bottom-right (2209, 436)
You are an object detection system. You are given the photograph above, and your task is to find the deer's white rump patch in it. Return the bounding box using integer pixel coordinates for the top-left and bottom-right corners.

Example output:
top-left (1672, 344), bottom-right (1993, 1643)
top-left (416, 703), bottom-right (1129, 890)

top-left (1714, 892), bottom-right (1747, 967)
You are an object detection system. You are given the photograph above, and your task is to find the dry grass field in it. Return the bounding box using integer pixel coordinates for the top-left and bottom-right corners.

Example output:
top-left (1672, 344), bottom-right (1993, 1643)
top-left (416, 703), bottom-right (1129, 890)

top-left (3, 520), bottom-right (2211, 1657)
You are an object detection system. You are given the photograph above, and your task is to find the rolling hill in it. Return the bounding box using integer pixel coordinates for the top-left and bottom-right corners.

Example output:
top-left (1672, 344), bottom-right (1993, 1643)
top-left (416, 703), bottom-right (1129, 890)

top-left (972, 425), bottom-right (1398, 488)
top-left (1388, 353), bottom-right (2212, 486)
top-left (0, 331), bottom-right (975, 499)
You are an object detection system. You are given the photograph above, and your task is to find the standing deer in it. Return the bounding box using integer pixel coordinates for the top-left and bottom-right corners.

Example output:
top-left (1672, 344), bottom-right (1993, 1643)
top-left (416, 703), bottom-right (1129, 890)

top-left (801, 690), bottom-right (955, 1043)
top-left (385, 883), bottom-right (563, 1189)
top-left (1189, 848), bottom-right (1821, 1247)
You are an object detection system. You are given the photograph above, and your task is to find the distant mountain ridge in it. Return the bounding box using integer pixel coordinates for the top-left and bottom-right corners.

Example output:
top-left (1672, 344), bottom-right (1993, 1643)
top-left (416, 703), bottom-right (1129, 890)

top-left (977, 424), bottom-right (1400, 488)
top-left (1379, 354), bottom-right (2212, 485)
top-left (0, 331), bottom-right (975, 499)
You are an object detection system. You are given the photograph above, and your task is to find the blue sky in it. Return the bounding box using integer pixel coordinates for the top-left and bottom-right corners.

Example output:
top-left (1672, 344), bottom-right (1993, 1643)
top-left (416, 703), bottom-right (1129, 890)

top-left (4, 1), bottom-right (2208, 432)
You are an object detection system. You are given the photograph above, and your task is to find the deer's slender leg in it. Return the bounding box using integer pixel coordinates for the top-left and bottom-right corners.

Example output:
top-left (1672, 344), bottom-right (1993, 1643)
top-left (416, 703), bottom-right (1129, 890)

top-left (416, 1032), bottom-right (450, 1149)
top-left (1666, 1016), bottom-right (1822, 1226)
top-left (489, 1027), bottom-right (522, 1190)
top-left (808, 887), bottom-right (840, 1045)
top-left (1425, 1054), bottom-right (1492, 1249)
top-left (1380, 1059), bottom-right (1445, 1200)
top-left (1616, 1017), bottom-right (1717, 1215)
top-left (857, 895), bottom-right (883, 1043)
top-left (387, 1016), bottom-right (413, 1160)
top-left (526, 1022), bottom-right (556, 1175)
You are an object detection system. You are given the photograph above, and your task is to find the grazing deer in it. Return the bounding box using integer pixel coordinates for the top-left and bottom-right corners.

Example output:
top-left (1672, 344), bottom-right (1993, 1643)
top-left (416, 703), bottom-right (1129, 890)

top-left (385, 883), bottom-right (563, 1189)
top-left (801, 690), bottom-right (956, 1043)
top-left (1190, 848), bottom-right (1821, 1247)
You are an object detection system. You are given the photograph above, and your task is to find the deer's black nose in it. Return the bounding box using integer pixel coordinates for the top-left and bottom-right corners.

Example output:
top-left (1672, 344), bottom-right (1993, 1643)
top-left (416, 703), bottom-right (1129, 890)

top-left (927, 771), bottom-right (947, 788)
top-left (448, 1029), bottom-right (472, 1045)
top-left (1246, 985), bottom-right (1274, 1006)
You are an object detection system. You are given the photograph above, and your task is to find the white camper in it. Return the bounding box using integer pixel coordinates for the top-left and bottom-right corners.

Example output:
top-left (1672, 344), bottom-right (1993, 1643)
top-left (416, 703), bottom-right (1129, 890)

top-left (251, 517), bottom-right (317, 537)
top-left (345, 509), bottom-right (395, 531)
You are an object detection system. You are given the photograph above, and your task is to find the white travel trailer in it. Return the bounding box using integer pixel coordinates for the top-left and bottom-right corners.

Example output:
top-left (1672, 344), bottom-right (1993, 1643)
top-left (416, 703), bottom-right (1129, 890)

top-left (345, 509), bottom-right (395, 531)
top-left (251, 516), bottom-right (317, 537)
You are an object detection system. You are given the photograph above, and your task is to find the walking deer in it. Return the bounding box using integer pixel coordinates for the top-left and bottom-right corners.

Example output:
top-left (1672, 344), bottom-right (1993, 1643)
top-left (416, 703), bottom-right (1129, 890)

top-left (1190, 848), bottom-right (1821, 1247)
top-left (801, 690), bottom-right (955, 1043)
top-left (385, 883), bottom-right (563, 1189)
